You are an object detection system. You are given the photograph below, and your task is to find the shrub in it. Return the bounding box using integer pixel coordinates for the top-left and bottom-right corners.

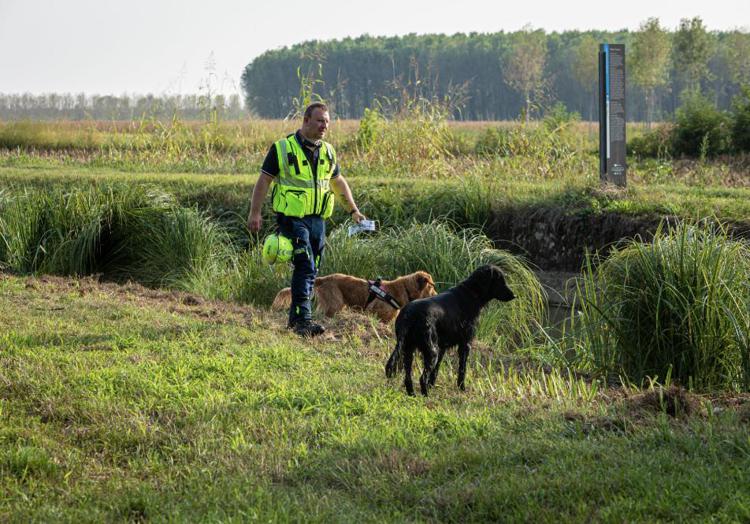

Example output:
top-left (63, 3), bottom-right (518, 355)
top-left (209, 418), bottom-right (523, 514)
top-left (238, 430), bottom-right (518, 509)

top-left (355, 107), bottom-right (385, 153)
top-left (628, 125), bottom-right (674, 158)
top-left (672, 92), bottom-right (731, 157)
top-left (730, 85), bottom-right (750, 153)
top-left (571, 221), bottom-right (750, 391)
top-left (542, 102), bottom-right (580, 133)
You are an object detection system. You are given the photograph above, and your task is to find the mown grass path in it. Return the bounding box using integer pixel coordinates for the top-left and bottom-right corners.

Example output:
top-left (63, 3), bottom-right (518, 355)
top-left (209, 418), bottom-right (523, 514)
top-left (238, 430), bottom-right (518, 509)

top-left (2, 273), bottom-right (749, 522)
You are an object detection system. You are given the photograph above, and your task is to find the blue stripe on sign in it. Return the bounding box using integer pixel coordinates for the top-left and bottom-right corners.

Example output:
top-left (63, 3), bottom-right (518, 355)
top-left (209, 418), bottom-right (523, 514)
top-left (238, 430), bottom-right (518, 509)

top-left (604, 44), bottom-right (610, 160)
top-left (604, 44), bottom-right (609, 99)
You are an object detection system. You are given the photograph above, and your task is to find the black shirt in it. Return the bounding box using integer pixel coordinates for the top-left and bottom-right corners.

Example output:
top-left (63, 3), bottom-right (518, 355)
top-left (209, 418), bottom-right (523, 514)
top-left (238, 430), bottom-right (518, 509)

top-left (261, 130), bottom-right (340, 179)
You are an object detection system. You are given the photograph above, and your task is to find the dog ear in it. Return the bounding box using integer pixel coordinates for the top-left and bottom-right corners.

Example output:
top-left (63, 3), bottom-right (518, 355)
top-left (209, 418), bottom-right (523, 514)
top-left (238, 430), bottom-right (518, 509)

top-left (416, 273), bottom-right (435, 291)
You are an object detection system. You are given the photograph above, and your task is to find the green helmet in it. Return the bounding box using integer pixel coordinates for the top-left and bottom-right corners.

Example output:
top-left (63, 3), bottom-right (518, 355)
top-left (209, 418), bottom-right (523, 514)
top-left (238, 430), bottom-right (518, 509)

top-left (262, 233), bottom-right (293, 265)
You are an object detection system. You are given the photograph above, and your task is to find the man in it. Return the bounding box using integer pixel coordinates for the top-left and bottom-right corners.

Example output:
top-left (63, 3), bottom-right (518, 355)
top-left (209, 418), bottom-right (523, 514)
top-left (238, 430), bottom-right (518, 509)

top-left (248, 102), bottom-right (366, 337)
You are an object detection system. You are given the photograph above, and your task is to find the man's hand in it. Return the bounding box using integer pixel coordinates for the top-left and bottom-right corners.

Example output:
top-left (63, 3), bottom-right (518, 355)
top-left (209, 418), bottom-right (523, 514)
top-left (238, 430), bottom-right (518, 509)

top-left (248, 213), bottom-right (262, 232)
top-left (351, 210), bottom-right (366, 223)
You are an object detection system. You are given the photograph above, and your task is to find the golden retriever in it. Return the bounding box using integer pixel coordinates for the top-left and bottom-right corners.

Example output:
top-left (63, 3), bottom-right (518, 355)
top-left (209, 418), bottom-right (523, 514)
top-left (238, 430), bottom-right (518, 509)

top-left (272, 271), bottom-right (436, 322)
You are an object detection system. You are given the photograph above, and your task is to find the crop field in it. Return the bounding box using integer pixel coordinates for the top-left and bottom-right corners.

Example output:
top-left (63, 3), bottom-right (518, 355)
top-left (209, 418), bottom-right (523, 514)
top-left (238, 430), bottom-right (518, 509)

top-left (1, 115), bottom-right (750, 521)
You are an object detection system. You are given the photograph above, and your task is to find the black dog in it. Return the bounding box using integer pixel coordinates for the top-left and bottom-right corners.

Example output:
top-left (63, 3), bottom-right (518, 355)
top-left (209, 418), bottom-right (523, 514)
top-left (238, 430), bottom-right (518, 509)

top-left (385, 265), bottom-right (515, 396)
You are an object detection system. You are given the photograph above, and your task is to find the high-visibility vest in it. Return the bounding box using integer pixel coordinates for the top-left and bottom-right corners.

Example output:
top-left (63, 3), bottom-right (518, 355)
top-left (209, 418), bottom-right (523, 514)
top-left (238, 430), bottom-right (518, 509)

top-left (271, 134), bottom-right (337, 218)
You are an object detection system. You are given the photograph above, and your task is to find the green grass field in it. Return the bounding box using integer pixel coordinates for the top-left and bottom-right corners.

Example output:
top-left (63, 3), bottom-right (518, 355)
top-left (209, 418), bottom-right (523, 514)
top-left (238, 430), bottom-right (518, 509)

top-left (1, 118), bottom-right (750, 521)
top-left (2, 273), bottom-right (750, 521)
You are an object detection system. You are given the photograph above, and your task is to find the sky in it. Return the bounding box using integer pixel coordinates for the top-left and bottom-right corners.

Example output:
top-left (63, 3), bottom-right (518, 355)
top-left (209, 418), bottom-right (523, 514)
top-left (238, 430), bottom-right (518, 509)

top-left (0, 0), bottom-right (747, 96)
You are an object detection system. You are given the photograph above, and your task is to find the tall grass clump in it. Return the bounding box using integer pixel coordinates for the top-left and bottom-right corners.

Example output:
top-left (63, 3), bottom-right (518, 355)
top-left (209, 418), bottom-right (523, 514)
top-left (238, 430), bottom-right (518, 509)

top-left (108, 206), bottom-right (231, 288)
top-left (474, 103), bottom-right (581, 162)
top-left (352, 101), bottom-right (455, 177)
top-left (323, 220), bottom-right (546, 348)
top-left (571, 221), bottom-right (750, 391)
top-left (0, 121), bottom-right (103, 150)
top-left (0, 185), bottom-right (230, 287)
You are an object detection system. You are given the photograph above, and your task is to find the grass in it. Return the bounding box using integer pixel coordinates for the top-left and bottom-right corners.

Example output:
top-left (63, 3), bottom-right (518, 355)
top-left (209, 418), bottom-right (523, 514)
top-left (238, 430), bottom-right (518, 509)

top-left (318, 221), bottom-right (546, 348)
top-left (0, 185), bottom-right (230, 286)
top-left (0, 185), bottom-right (544, 348)
top-left (2, 116), bottom-right (750, 519)
top-left (2, 165), bottom-right (750, 231)
top-left (567, 221), bottom-right (750, 391)
top-left (2, 272), bottom-right (750, 521)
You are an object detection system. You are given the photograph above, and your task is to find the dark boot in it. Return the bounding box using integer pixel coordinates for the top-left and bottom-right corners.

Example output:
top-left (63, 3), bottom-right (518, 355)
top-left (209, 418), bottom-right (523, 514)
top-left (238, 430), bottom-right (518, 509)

top-left (290, 320), bottom-right (326, 337)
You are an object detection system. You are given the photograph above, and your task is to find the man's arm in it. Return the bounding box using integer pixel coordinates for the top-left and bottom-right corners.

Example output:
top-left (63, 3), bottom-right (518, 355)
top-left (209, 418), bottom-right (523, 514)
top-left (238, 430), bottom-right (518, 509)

top-left (330, 175), bottom-right (365, 223)
top-left (247, 172), bottom-right (275, 232)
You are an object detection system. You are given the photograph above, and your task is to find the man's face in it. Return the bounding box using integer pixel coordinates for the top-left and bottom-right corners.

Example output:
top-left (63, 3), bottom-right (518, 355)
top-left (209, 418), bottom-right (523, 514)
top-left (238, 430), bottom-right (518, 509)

top-left (302, 108), bottom-right (330, 141)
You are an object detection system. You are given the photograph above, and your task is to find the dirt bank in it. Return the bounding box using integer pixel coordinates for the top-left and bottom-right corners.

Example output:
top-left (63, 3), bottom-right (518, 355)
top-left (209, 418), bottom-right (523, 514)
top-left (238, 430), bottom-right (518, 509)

top-left (489, 209), bottom-right (750, 271)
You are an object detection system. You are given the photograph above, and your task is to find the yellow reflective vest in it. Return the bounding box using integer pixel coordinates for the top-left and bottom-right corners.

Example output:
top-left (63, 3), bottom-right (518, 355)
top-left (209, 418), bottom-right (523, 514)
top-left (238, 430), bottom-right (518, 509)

top-left (271, 134), bottom-right (337, 218)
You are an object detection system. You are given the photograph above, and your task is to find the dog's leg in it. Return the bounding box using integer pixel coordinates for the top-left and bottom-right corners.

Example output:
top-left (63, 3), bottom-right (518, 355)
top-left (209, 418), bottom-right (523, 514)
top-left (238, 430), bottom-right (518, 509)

top-left (428, 347), bottom-right (446, 386)
top-left (385, 339), bottom-right (403, 378)
top-left (457, 343), bottom-right (471, 391)
top-left (315, 286), bottom-right (340, 318)
top-left (419, 346), bottom-right (439, 396)
top-left (403, 344), bottom-right (415, 396)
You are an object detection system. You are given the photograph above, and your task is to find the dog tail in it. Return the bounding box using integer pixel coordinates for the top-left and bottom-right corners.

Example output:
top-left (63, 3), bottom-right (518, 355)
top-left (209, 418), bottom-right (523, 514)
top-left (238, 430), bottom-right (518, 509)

top-left (271, 287), bottom-right (292, 310)
top-left (385, 337), bottom-right (404, 378)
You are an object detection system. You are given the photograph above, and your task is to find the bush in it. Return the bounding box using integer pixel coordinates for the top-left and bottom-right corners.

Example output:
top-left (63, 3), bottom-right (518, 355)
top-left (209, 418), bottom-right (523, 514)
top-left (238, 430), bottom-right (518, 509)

top-left (672, 92), bottom-right (731, 157)
top-left (571, 221), bottom-right (750, 391)
top-left (542, 102), bottom-right (580, 133)
top-left (355, 107), bottom-right (385, 153)
top-left (730, 85), bottom-right (750, 153)
top-left (628, 125), bottom-right (674, 158)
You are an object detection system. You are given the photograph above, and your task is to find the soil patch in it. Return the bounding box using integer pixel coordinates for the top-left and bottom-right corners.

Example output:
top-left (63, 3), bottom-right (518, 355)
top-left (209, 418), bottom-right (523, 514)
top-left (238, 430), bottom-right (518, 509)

top-left (625, 385), bottom-right (701, 418)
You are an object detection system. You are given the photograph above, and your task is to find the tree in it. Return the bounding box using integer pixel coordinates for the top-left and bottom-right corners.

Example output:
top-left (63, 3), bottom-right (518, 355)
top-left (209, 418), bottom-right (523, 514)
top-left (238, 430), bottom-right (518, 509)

top-left (631, 18), bottom-right (672, 126)
top-left (571, 34), bottom-right (599, 121)
top-left (722, 30), bottom-right (750, 86)
top-left (227, 94), bottom-right (243, 119)
top-left (502, 26), bottom-right (547, 120)
top-left (673, 17), bottom-right (715, 94)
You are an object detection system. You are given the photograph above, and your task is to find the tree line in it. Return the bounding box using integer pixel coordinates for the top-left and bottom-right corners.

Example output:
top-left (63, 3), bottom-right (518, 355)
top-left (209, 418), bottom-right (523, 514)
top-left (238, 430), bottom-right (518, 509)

top-left (241, 18), bottom-right (749, 121)
top-left (0, 93), bottom-right (245, 121)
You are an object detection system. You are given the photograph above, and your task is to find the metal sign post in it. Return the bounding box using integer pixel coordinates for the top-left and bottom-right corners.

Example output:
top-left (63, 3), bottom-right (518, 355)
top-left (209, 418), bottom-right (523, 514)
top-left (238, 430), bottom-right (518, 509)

top-left (599, 43), bottom-right (626, 187)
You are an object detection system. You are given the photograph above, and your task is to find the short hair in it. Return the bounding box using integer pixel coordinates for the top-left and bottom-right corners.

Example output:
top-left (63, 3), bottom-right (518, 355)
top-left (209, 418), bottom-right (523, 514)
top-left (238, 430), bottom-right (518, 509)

top-left (304, 102), bottom-right (329, 119)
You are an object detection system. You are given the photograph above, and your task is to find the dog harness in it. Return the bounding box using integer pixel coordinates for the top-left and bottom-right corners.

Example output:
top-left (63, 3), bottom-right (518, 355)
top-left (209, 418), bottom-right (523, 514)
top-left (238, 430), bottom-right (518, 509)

top-left (365, 278), bottom-right (401, 310)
